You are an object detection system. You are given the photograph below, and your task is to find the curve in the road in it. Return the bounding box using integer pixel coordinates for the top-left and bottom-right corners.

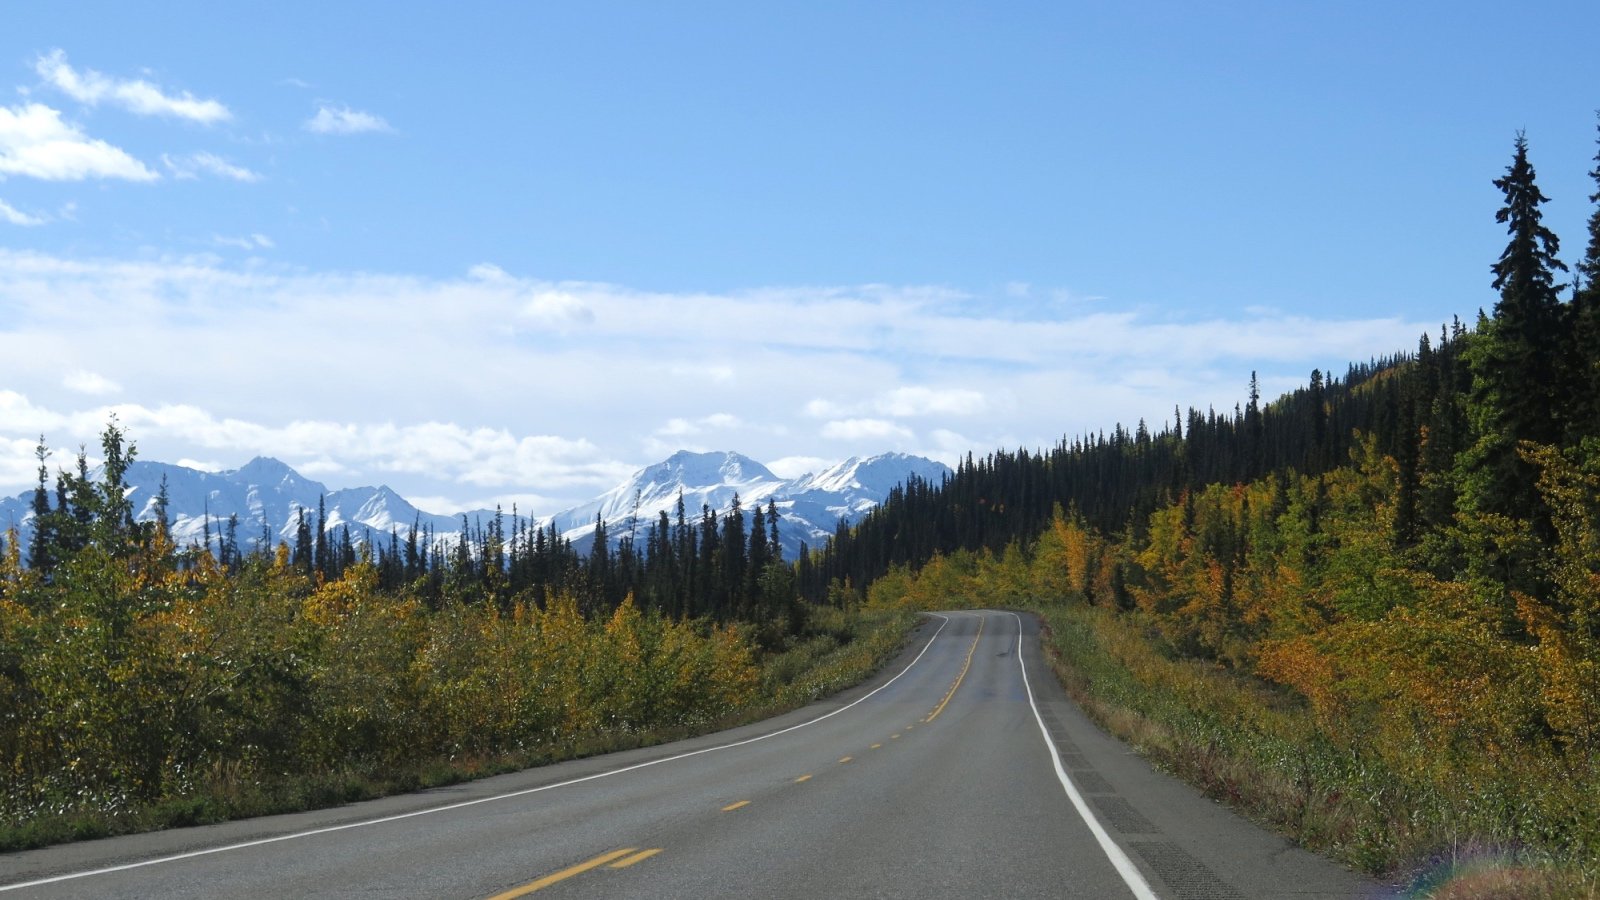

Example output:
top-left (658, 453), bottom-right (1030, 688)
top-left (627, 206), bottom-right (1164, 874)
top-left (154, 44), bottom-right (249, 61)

top-left (3, 614), bottom-right (957, 895)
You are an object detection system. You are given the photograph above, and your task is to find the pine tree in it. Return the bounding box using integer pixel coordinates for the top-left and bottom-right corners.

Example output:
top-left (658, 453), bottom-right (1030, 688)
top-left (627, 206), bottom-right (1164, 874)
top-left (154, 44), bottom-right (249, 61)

top-left (722, 494), bottom-right (747, 616)
top-left (293, 507), bottom-right (313, 577)
top-left (224, 513), bottom-right (240, 569)
top-left (96, 418), bottom-right (136, 547)
top-left (766, 498), bottom-right (782, 563)
top-left (153, 474), bottom-right (172, 548)
top-left (1571, 113), bottom-right (1600, 439)
top-left (26, 438), bottom-right (56, 578)
top-left (314, 495), bottom-right (328, 579)
top-left (1462, 132), bottom-right (1570, 538)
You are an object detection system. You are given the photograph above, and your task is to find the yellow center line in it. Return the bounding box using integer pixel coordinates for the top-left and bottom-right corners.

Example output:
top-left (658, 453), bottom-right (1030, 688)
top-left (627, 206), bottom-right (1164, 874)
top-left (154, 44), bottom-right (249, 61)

top-left (609, 849), bottom-right (663, 869)
top-left (891, 734), bottom-right (901, 739)
top-left (925, 616), bottom-right (985, 724)
top-left (487, 848), bottom-right (636, 899)
top-left (795, 774), bottom-right (812, 783)
top-left (721, 800), bottom-right (751, 812)
top-left (839, 756), bottom-right (853, 764)
top-left (870, 743), bottom-right (882, 749)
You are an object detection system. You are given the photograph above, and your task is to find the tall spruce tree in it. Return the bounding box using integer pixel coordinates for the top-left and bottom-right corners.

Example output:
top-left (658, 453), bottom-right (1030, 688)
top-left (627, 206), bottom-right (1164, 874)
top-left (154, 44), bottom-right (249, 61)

top-left (1462, 132), bottom-right (1569, 538)
top-left (26, 438), bottom-right (56, 578)
top-left (1571, 113), bottom-right (1600, 439)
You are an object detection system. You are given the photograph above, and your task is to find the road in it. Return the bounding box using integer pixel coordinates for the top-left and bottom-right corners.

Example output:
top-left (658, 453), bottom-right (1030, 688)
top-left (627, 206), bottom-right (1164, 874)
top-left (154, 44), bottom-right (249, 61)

top-left (0, 610), bottom-right (1390, 898)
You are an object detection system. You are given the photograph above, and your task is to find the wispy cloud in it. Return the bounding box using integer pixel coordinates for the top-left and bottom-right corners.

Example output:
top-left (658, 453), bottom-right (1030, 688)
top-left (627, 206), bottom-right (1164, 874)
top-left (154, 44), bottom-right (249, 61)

top-left (0, 392), bottom-right (634, 500)
top-left (304, 104), bottom-right (392, 135)
top-left (0, 198), bottom-right (45, 226)
top-left (807, 387), bottom-right (987, 420)
top-left (821, 418), bottom-right (916, 442)
top-left (213, 233), bottom-right (274, 250)
top-left (35, 49), bottom-right (230, 124)
top-left (0, 103), bottom-right (157, 181)
top-left (162, 152), bottom-right (260, 182)
top-left (62, 370), bottom-right (121, 396)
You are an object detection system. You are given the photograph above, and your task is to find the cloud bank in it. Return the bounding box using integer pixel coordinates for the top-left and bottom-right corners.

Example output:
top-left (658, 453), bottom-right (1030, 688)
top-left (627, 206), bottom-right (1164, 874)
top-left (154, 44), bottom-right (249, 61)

top-left (0, 251), bottom-right (1436, 514)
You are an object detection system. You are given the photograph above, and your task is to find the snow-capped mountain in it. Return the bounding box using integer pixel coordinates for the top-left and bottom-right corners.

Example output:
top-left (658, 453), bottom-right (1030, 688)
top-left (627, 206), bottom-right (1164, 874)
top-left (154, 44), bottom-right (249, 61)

top-left (0, 451), bottom-right (950, 562)
top-left (0, 457), bottom-right (471, 557)
top-left (528, 450), bottom-right (950, 557)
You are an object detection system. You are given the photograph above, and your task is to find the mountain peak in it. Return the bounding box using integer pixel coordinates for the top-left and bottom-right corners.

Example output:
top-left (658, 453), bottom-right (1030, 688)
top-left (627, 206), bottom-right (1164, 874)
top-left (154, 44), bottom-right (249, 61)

top-left (233, 456), bottom-right (296, 480)
top-left (644, 450), bottom-right (775, 488)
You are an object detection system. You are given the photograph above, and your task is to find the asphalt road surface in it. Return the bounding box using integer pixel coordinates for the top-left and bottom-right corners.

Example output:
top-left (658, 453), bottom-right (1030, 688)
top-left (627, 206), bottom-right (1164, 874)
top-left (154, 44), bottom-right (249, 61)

top-left (1, 610), bottom-right (1394, 898)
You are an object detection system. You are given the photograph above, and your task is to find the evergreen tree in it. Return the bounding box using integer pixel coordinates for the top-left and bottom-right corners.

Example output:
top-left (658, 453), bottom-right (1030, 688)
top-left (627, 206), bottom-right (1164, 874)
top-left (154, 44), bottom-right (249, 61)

top-left (1462, 132), bottom-right (1569, 539)
top-left (1571, 113), bottom-right (1600, 439)
top-left (314, 495), bottom-right (328, 579)
top-left (224, 513), bottom-right (240, 569)
top-left (153, 474), bottom-right (172, 547)
top-left (293, 508), bottom-right (313, 577)
top-left (26, 438), bottom-right (56, 578)
top-left (96, 418), bottom-right (136, 547)
top-left (721, 494), bottom-right (747, 616)
top-left (766, 498), bottom-right (782, 563)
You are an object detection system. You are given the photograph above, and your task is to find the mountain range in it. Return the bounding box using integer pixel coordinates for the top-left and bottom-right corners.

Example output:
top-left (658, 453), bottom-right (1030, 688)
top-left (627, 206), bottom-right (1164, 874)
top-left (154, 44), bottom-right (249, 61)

top-left (0, 450), bottom-right (951, 561)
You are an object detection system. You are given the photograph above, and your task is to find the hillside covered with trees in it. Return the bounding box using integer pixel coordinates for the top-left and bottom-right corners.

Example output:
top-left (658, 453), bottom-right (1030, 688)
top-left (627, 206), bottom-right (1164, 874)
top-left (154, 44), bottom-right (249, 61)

top-left (800, 124), bottom-right (1600, 892)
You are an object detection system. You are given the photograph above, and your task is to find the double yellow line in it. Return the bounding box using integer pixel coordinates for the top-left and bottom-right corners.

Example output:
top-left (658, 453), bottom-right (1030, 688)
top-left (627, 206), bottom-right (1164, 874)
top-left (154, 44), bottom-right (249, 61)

top-left (924, 616), bottom-right (984, 723)
top-left (488, 847), bottom-right (662, 898)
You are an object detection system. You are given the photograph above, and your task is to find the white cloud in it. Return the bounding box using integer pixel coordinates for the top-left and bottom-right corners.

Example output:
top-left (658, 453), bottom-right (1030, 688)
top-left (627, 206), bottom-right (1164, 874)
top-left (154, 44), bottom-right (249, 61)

top-left (162, 152), bottom-right (261, 182)
top-left (174, 457), bottom-right (224, 472)
top-left (304, 105), bottom-right (392, 135)
top-left (520, 289), bottom-right (594, 326)
top-left (0, 392), bottom-right (635, 503)
top-left (766, 455), bottom-right (834, 480)
top-left (655, 413), bottom-right (742, 438)
top-left (805, 387), bottom-right (986, 420)
top-left (35, 50), bottom-right (230, 124)
top-left (213, 233), bottom-right (274, 250)
top-left (821, 418), bottom-right (916, 442)
top-left (0, 198), bottom-right (44, 226)
top-left (62, 370), bottom-right (121, 396)
top-left (0, 103), bottom-right (157, 181)
top-left (876, 386), bottom-right (986, 417)
top-left (292, 457), bottom-right (349, 478)
top-left (468, 262), bottom-right (510, 282)
top-left (668, 363), bottom-right (736, 383)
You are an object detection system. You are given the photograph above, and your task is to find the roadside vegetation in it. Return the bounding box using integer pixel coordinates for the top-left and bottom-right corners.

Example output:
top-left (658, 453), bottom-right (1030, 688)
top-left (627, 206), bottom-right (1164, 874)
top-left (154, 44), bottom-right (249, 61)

top-left (0, 445), bottom-right (912, 851)
top-left (813, 122), bottom-right (1600, 899)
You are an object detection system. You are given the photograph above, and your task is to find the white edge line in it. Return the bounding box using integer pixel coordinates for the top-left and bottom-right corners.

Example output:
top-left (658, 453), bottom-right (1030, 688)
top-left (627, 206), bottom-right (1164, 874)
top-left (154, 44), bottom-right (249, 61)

top-left (1009, 611), bottom-right (1160, 900)
top-left (2, 613), bottom-right (954, 892)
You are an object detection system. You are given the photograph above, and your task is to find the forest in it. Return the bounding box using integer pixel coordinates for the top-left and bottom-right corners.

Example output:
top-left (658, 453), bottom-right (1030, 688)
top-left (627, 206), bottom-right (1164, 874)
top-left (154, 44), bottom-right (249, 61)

top-left (0, 424), bottom-right (909, 848)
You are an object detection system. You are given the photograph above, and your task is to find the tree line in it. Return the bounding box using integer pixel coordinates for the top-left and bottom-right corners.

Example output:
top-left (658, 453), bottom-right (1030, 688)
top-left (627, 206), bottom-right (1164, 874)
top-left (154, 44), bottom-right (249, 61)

top-left (15, 447), bottom-right (799, 634)
top-left (803, 121), bottom-right (1600, 875)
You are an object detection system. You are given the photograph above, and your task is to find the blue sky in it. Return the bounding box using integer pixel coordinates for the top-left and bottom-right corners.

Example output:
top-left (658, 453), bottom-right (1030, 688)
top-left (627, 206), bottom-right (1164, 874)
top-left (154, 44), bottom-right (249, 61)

top-left (2, 2), bottom-right (1598, 515)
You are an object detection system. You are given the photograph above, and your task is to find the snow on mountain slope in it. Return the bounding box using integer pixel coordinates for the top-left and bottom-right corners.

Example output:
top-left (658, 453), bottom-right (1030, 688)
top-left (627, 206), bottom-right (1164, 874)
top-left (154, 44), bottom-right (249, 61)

top-left (0, 450), bottom-right (950, 562)
top-left (548, 450), bottom-right (950, 557)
